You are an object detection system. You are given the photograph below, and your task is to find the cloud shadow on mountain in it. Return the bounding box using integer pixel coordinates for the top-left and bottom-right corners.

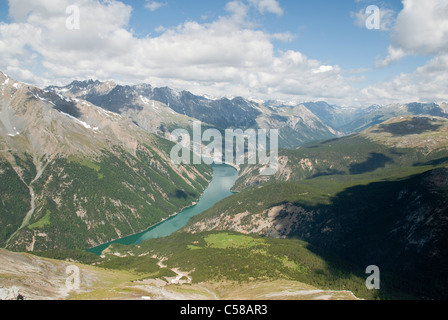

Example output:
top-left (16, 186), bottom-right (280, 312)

top-left (414, 156), bottom-right (448, 167)
top-left (308, 169), bottom-right (346, 179)
top-left (373, 117), bottom-right (442, 136)
top-left (348, 152), bottom-right (393, 174)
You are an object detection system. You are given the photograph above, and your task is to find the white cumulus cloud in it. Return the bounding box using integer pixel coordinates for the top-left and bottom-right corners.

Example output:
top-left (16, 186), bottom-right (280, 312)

top-left (247, 0), bottom-right (284, 16)
top-left (379, 0), bottom-right (448, 66)
top-left (362, 0), bottom-right (448, 105)
top-left (0, 0), bottom-right (355, 105)
top-left (145, 1), bottom-right (167, 12)
top-left (3, 0), bottom-right (446, 107)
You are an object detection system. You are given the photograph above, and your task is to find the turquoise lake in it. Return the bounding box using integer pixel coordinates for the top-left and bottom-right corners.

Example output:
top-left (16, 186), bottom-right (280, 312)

top-left (88, 164), bottom-right (238, 255)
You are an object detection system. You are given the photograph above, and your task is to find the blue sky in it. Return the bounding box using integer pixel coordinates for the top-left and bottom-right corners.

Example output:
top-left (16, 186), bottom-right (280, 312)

top-left (129, 1), bottom-right (390, 67)
top-left (126, 0), bottom-right (428, 84)
top-left (0, 0), bottom-right (447, 106)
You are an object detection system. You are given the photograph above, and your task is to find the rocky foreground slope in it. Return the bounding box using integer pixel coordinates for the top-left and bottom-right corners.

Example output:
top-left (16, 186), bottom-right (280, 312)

top-left (0, 248), bottom-right (359, 300)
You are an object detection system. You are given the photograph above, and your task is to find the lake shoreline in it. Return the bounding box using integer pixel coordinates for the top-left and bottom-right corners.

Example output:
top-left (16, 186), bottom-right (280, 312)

top-left (87, 164), bottom-right (238, 255)
top-left (87, 198), bottom-right (202, 256)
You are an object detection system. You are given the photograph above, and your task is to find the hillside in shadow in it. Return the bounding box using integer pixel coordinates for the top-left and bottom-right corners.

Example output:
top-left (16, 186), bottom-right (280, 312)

top-left (273, 168), bottom-right (448, 299)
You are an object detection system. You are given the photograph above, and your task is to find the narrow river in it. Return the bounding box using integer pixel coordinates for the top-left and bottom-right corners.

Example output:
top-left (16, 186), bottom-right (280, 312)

top-left (88, 164), bottom-right (238, 255)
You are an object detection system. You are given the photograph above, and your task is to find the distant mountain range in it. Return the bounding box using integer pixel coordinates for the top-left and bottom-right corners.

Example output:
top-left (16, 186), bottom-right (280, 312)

top-left (47, 79), bottom-right (448, 149)
top-left (47, 80), bottom-right (340, 148)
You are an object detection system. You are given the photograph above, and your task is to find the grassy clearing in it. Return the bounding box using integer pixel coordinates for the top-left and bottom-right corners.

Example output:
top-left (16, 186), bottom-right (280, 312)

top-left (28, 210), bottom-right (51, 229)
top-left (204, 233), bottom-right (266, 249)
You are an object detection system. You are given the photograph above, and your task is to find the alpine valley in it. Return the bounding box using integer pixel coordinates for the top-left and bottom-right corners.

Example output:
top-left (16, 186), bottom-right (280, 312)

top-left (1, 72), bottom-right (448, 300)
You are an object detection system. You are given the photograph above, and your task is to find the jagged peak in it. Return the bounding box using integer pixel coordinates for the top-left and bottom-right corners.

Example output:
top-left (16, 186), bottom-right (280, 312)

top-left (68, 79), bottom-right (102, 88)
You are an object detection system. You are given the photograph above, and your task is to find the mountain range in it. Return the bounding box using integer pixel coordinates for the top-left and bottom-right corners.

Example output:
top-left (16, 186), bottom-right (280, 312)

top-left (47, 79), bottom-right (448, 149)
top-left (0, 72), bottom-right (211, 251)
top-left (1, 71), bottom-right (448, 299)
